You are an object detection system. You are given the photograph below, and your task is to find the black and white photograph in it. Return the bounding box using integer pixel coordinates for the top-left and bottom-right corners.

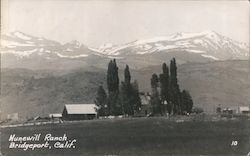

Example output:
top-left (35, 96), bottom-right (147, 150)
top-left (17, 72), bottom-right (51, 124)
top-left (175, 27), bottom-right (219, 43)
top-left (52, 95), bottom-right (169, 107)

top-left (0, 0), bottom-right (249, 155)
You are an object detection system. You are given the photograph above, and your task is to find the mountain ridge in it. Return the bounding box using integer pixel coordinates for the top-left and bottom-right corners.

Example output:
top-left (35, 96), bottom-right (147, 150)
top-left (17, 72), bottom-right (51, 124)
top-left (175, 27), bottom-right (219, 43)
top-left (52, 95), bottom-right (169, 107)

top-left (1, 30), bottom-right (249, 70)
top-left (94, 30), bottom-right (249, 59)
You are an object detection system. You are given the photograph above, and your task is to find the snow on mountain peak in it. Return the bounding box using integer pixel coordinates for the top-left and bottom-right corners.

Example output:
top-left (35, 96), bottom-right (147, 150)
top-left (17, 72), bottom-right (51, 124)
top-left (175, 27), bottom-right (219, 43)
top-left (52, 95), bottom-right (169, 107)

top-left (170, 31), bottom-right (218, 40)
top-left (11, 31), bottom-right (32, 40)
top-left (1, 30), bottom-right (249, 62)
top-left (134, 30), bottom-right (218, 45)
top-left (94, 30), bottom-right (249, 61)
top-left (97, 30), bottom-right (221, 54)
top-left (171, 32), bottom-right (184, 39)
top-left (99, 43), bottom-right (113, 51)
top-left (134, 36), bottom-right (171, 45)
top-left (68, 40), bottom-right (82, 48)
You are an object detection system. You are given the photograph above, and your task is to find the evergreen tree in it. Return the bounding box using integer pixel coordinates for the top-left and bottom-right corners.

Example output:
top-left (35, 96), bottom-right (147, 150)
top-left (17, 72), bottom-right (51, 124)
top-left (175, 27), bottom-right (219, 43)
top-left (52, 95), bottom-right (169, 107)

top-left (180, 90), bottom-right (193, 114)
top-left (120, 82), bottom-right (129, 115)
top-left (185, 90), bottom-right (193, 113)
top-left (151, 73), bottom-right (159, 88)
top-left (159, 63), bottom-right (170, 114)
top-left (107, 59), bottom-right (119, 94)
top-left (107, 59), bottom-right (121, 115)
top-left (131, 80), bottom-right (141, 113)
top-left (113, 59), bottom-right (119, 92)
top-left (107, 60), bottom-right (113, 114)
top-left (150, 74), bottom-right (161, 115)
top-left (180, 90), bottom-right (187, 114)
top-left (120, 65), bottom-right (141, 115)
top-left (95, 85), bottom-right (107, 116)
top-left (170, 58), bottom-right (181, 115)
top-left (107, 60), bottom-right (113, 94)
top-left (124, 65), bottom-right (131, 85)
top-left (109, 92), bottom-right (122, 115)
top-left (120, 65), bottom-right (132, 115)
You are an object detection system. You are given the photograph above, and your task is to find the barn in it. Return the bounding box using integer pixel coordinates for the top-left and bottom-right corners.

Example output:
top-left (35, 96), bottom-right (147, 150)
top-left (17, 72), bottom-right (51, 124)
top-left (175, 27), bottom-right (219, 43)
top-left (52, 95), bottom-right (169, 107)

top-left (62, 104), bottom-right (97, 120)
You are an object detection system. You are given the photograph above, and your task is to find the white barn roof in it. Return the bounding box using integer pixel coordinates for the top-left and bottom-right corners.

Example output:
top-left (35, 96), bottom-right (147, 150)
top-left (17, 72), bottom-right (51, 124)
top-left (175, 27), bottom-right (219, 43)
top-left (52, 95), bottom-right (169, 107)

top-left (239, 106), bottom-right (249, 112)
top-left (64, 104), bottom-right (97, 115)
top-left (49, 113), bottom-right (62, 118)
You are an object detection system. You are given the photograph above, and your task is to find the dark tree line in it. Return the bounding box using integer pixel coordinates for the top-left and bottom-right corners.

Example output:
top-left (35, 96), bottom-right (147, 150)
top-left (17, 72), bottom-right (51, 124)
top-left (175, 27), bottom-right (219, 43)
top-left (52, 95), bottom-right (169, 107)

top-left (95, 58), bottom-right (193, 117)
top-left (95, 59), bottom-right (141, 116)
top-left (150, 58), bottom-right (193, 115)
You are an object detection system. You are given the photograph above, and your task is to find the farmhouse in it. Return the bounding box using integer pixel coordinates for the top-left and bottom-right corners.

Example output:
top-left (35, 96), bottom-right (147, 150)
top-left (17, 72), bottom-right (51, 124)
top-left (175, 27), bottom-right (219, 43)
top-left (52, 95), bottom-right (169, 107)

top-left (62, 104), bottom-right (97, 120)
top-left (136, 93), bottom-right (151, 116)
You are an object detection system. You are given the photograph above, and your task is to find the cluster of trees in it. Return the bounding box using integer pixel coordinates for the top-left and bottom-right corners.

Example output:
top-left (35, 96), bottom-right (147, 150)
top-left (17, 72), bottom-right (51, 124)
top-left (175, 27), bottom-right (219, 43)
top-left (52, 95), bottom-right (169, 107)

top-left (95, 59), bottom-right (141, 116)
top-left (150, 58), bottom-right (193, 115)
top-left (95, 58), bottom-right (193, 117)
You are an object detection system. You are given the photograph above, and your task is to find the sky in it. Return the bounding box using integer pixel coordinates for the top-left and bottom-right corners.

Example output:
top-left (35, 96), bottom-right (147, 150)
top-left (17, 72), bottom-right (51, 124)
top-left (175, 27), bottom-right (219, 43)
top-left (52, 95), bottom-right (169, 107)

top-left (1, 0), bottom-right (249, 47)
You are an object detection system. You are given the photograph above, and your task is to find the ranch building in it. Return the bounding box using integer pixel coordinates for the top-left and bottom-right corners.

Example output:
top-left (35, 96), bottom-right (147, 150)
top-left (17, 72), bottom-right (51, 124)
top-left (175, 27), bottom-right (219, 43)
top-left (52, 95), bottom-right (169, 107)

top-left (135, 93), bottom-right (151, 116)
top-left (62, 104), bottom-right (97, 120)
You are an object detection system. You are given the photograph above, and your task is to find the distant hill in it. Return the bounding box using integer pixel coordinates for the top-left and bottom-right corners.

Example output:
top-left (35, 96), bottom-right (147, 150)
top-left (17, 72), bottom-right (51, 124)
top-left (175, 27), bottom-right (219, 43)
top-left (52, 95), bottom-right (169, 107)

top-left (1, 60), bottom-right (249, 119)
top-left (1, 67), bottom-right (106, 119)
top-left (131, 60), bottom-right (250, 113)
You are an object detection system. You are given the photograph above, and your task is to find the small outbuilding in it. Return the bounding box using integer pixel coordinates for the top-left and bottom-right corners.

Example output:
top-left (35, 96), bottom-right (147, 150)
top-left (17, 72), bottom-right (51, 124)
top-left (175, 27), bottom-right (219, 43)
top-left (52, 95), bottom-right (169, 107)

top-left (49, 113), bottom-right (62, 118)
top-left (62, 104), bottom-right (97, 120)
top-left (239, 106), bottom-right (250, 114)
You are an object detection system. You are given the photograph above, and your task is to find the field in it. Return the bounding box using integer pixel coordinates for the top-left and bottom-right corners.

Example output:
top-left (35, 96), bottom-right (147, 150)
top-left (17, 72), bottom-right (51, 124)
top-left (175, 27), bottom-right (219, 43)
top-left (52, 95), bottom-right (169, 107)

top-left (1, 117), bottom-right (250, 156)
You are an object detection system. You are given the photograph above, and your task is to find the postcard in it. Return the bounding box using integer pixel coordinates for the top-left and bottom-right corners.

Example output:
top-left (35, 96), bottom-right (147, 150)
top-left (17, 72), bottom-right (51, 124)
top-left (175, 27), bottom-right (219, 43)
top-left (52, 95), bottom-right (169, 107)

top-left (0, 0), bottom-right (249, 155)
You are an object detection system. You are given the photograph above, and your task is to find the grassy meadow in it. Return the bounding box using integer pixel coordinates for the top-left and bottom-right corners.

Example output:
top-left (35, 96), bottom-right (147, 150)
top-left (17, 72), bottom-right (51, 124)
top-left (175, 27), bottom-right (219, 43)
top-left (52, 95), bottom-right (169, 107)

top-left (1, 117), bottom-right (250, 156)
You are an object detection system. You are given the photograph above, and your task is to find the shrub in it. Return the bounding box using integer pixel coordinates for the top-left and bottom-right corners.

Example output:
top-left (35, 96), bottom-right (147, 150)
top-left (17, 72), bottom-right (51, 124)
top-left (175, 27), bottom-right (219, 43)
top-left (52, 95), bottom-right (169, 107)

top-left (192, 107), bottom-right (204, 114)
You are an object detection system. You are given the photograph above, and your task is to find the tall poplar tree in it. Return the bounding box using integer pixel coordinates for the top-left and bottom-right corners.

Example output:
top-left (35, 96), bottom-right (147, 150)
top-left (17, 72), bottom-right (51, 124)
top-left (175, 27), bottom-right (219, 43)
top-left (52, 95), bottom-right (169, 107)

top-left (107, 59), bottom-right (121, 115)
top-left (150, 74), bottom-right (161, 114)
top-left (159, 63), bottom-right (170, 114)
top-left (170, 58), bottom-right (181, 115)
top-left (120, 65), bottom-right (133, 115)
top-left (121, 65), bottom-right (141, 115)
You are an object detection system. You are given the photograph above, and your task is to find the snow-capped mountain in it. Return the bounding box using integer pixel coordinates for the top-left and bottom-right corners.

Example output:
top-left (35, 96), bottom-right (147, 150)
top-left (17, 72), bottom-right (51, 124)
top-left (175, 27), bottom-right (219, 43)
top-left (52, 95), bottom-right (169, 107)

top-left (0, 31), bottom-right (95, 59)
top-left (1, 30), bottom-right (249, 70)
top-left (95, 31), bottom-right (249, 60)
